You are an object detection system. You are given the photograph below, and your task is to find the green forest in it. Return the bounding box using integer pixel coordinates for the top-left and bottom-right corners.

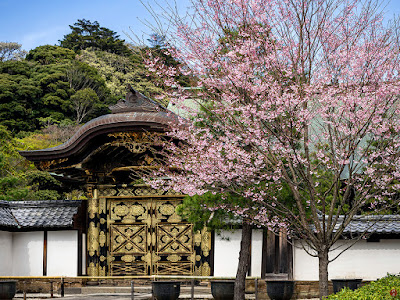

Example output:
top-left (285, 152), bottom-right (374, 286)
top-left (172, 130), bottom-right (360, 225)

top-left (0, 19), bottom-right (189, 201)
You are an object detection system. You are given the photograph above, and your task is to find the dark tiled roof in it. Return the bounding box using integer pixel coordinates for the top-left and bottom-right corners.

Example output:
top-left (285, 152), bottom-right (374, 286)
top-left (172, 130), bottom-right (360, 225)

top-left (340, 215), bottom-right (400, 234)
top-left (312, 214), bottom-right (400, 235)
top-left (0, 200), bottom-right (82, 230)
top-left (0, 205), bottom-right (18, 227)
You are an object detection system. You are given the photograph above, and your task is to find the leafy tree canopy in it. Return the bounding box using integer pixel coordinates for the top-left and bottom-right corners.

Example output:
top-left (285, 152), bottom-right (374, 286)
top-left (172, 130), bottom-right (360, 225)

top-left (26, 45), bottom-right (76, 65)
top-left (78, 48), bottom-right (163, 99)
top-left (0, 125), bottom-right (63, 201)
top-left (0, 125), bottom-right (90, 201)
top-left (0, 50), bottom-right (115, 132)
top-left (60, 19), bottom-right (131, 56)
top-left (0, 42), bottom-right (26, 62)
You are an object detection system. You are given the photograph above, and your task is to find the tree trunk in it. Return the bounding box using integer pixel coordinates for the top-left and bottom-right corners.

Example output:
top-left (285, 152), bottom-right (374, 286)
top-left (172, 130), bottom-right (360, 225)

top-left (318, 248), bottom-right (329, 299)
top-left (234, 221), bottom-right (252, 300)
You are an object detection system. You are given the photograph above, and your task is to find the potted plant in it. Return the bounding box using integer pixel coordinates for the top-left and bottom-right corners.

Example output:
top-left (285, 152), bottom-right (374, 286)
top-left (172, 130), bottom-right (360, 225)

top-left (331, 279), bottom-right (362, 293)
top-left (266, 280), bottom-right (295, 300)
top-left (210, 280), bottom-right (235, 300)
top-left (0, 280), bottom-right (17, 300)
top-left (152, 281), bottom-right (180, 300)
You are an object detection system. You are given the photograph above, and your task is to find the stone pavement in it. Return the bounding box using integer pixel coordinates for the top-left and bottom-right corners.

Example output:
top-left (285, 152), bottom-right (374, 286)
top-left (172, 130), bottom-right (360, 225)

top-left (12, 284), bottom-right (320, 300)
top-left (13, 293), bottom-right (319, 300)
top-left (14, 294), bottom-right (148, 300)
top-left (13, 294), bottom-right (216, 300)
top-left (13, 285), bottom-right (219, 300)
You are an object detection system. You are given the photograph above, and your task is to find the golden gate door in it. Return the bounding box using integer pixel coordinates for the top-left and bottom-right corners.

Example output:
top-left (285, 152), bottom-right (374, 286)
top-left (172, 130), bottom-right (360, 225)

top-left (107, 197), bottom-right (201, 275)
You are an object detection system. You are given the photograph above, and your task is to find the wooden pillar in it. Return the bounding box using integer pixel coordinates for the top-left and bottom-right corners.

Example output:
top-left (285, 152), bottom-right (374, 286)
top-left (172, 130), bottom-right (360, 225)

top-left (194, 227), bottom-right (212, 276)
top-left (98, 197), bottom-right (107, 276)
top-left (87, 187), bottom-right (100, 276)
top-left (265, 230), bottom-right (276, 274)
top-left (261, 230), bottom-right (267, 279)
top-left (43, 230), bottom-right (48, 276)
top-left (210, 231), bottom-right (215, 276)
top-left (247, 229), bottom-right (252, 276)
top-left (261, 229), bottom-right (293, 279)
top-left (279, 230), bottom-right (287, 273)
top-left (77, 230), bottom-right (83, 276)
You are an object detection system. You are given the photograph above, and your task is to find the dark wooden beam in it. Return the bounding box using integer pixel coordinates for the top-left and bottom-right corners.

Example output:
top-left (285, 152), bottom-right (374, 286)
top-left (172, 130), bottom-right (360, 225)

top-left (77, 230), bottom-right (83, 276)
top-left (261, 230), bottom-right (267, 279)
top-left (43, 230), bottom-right (47, 276)
top-left (266, 231), bottom-right (276, 274)
top-left (279, 230), bottom-right (288, 273)
top-left (210, 231), bottom-right (215, 276)
top-left (247, 229), bottom-right (252, 276)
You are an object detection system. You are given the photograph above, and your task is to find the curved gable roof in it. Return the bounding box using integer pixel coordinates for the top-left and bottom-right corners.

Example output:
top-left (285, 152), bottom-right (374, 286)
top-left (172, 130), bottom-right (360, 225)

top-left (19, 87), bottom-right (177, 163)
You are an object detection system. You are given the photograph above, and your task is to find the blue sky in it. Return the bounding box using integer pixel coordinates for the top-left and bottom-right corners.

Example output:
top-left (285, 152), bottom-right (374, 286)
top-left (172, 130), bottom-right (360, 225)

top-left (1, 0), bottom-right (400, 51)
top-left (0, 0), bottom-right (191, 51)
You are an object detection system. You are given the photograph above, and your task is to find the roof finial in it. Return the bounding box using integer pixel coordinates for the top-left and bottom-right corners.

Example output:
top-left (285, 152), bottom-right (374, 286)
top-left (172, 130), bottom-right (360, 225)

top-left (108, 85), bottom-right (165, 114)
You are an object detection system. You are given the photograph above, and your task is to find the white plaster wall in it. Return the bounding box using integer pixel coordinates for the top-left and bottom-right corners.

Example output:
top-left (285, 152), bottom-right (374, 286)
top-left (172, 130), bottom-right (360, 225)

top-left (214, 230), bottom-right (241, 276)
top-left (294, 239), bottom-right (400, 281)
top-left (0, 231), bottom-right (13, 275)
top-left (251, 229), bottom-right (263, 277)
top-left (47, 231), bottom-right (78, 276)
top-left (214, 229), bottom-right (263, 277)
top-left (12, 231), bottom-right (43, 276)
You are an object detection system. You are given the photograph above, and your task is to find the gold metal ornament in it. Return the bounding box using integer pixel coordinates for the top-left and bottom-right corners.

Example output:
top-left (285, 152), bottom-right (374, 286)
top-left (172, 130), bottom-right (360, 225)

top-left (87, 262), bottom-right (98, 276)
top-left (87, 222), bottom-right (99, 257)
top-left (102, 194), bottom-right (211, 276)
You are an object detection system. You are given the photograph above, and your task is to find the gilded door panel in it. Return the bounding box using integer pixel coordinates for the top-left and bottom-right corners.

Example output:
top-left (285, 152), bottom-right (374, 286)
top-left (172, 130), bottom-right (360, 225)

top-left (109, 224), bottom-right (149, 275)
top-left (155, 262), bottom-right (193, 275)
top-left (152, 199), bottom-right (194, 275)
top-left (108, 199), bottom-right (150, 275)
top-left (110, 262), bottom-right (147, 276)
top-left (110, 224), bottom-right (147, 254)
top-left (154, 199), bottom-right (182, 223)
top-left (109, 200), bottom-right (150, 224)
top-left (156, 224), bottom-right (193, 254)
top-left (107, 197), bottom-right (201, 275)
top-left (155, 223), bottom-right (194, 275)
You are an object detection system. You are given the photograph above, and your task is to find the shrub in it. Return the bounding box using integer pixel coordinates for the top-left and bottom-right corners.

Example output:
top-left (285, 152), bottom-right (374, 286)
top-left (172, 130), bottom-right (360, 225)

top-left (327, 274), bottom-right (400, 299)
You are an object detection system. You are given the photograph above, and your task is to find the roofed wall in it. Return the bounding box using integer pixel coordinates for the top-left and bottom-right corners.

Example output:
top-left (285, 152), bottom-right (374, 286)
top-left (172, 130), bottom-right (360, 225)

top-left (294, 239), bottom-right (400, 280)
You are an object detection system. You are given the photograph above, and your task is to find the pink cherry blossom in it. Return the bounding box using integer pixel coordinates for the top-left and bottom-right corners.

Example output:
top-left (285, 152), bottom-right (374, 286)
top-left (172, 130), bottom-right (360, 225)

top-left (143, 0), bottom-right (400, 298)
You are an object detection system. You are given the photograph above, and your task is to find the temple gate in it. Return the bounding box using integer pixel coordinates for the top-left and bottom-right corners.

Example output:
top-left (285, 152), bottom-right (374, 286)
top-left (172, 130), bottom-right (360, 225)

top-left (20, 87), bottom-right (212, 277)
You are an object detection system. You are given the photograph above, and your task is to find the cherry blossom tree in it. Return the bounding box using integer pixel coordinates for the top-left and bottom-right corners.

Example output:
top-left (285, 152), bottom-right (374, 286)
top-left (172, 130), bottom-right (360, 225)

top-left (144, 0), bottom-right (400, 298)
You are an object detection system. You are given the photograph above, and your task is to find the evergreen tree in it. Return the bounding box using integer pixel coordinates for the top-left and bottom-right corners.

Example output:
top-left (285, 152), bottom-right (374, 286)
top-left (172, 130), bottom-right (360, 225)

top-left (26, 45), bottom-right (76, 65)
top-left (77, 48), bottom-right (163, 99)
top-left (60, 19), bottom-right (131, 56)
top-left (0, 45), bottom-right (115, 133)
